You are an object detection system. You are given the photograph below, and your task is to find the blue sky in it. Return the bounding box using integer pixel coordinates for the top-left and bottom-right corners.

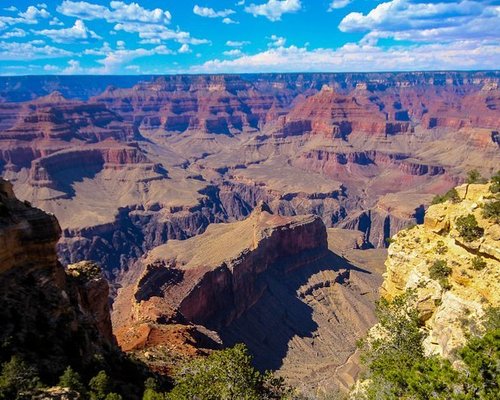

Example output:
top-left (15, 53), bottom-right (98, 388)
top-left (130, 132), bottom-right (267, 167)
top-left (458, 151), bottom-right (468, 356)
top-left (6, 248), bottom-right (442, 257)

top-left (0, 0), bottom-right (499, 75)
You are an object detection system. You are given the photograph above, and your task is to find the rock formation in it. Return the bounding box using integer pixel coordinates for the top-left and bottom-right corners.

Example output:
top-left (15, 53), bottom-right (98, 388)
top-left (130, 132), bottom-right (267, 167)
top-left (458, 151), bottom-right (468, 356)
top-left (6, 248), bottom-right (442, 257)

top-left (0, 72), bottom-right (498, 279)
top-left (113, 204), bottom-right (386, 393)
top-left (381, 182), bottom-right (500, 358)
top-left (0, 177), bottom-right (114, 380)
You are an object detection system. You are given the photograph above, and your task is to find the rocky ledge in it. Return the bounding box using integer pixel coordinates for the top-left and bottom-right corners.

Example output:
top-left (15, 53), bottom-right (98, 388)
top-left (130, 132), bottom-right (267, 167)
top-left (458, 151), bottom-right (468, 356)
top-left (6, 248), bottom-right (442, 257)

top-left (381, 182), bottom-right (499, 358)
top-left (115, 202), bottom-right (328, 331)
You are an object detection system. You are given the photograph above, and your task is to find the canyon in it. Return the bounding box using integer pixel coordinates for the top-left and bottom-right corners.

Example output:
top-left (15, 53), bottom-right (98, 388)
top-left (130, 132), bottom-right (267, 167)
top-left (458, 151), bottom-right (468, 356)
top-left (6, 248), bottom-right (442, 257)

top-left (0, 71), bottom-right (499, 394)
top-left (0, 72), bottom-right (498, 278)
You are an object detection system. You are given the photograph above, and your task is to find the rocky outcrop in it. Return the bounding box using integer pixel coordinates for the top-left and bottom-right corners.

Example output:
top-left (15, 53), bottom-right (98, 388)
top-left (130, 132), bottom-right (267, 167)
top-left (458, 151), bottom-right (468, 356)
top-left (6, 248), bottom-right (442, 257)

top-left (274, 86), bottom-right (410, 139)
top-left (1, 71), bottom-right (499, 281)
top-left (0, 178), bottom-right (115, 379)
top-left (113, 205), bottom-right (386, 393)
top-left (381, 183), bottom-right (500, 358)
top-left (118, 203), bottom-right (328, 329)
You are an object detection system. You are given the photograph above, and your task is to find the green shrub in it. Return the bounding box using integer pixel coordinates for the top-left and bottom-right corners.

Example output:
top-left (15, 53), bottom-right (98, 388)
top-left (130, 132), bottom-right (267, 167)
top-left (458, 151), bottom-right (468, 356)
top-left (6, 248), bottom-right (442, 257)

top-left (467, 169), bottom-right (486, 184)
top-left (429, 260), bottom-right (453, 290)
top-left (435, 240), bottom-right (448, 255)
top-left (482, 200), bottom-right (500, 222)
top-left (489, 170), bottom-right (500, 193)
top-left (167, 344), bottom-right (292, 400)
top-left (431, 188), bottom-right (460, 205)
top-left (356, 299), bottom-right (500, 400)
top-left (456, 214), bottom-right (484, 242)
top-left (471, 256), bottom-right (487, 271)
top-left (58, 367), bottom-right (86, 395)
top-left (429, 260), bottom-right (452, 280)
top-left (0, 356), bottom-right (41, 400)
top-left (89, 371), bottom-right (110, 400)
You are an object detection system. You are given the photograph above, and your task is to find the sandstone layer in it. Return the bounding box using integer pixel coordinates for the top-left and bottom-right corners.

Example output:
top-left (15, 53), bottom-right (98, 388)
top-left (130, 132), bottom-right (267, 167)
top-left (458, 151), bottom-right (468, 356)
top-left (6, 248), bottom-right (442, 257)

top-left (381, 182), bottom-right (500, 358)
top-left (0, 72), bottom-right (498, 280)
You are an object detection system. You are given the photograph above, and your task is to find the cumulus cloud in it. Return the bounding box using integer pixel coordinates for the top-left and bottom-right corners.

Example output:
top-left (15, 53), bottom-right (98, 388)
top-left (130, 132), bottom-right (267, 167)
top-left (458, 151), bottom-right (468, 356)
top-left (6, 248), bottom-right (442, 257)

top-left (339, 0), bottom-right (500, 43)
top-left (226, 40), bottom-right (250, 47)
top-left (191, 41), bottom-right (500, 73)
top-left (245, 0), bottom-right (302, 21)
top-left (57, 1), bottom-right (171, 25)
top-left (0, 28), bottom-right (27, 39)
top-left (18, 5), bottom-right (50, 22)
top-left (328, 0), bottom-right (352, 11)
top-left (223, 18), bottom-right (239, 24)
top-left (35, 20), bottom-right (101, 43)
top-left (179, 43), bottom-right (191, 53)
top-left (268, 35), bottom-right (286, 47)
top-left (58, 1), bottom-right (208, 46)
top-left (0, 41), bottom-right (72, 60)
top-left (223, 49), bottom-right (243, 57)
top-left (114, 22), bottom-right (209, 46)
top-left (0, 5), bottom-right (51, 30)
top-left (193, 6), bottom-right (235, 18)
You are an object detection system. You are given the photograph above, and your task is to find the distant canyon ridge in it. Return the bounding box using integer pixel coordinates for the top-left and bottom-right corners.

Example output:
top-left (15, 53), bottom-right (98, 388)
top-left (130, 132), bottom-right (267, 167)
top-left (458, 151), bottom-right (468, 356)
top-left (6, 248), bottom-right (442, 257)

top-left (0, 71), bottom-right (499, 279)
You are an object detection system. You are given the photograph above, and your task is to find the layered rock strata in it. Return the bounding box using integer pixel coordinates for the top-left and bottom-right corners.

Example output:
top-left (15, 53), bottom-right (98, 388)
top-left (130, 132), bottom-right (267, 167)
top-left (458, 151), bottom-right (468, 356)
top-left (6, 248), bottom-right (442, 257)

top-left (0, 178), bottom-right (115, 379)
top-left (381, 183), bottom-right (500, 358)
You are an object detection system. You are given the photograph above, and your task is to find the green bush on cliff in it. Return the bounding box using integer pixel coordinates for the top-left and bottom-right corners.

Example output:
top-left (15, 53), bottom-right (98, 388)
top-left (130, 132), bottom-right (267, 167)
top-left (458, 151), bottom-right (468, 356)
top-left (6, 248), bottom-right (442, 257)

top-left (472, 256), bottom-right (488, 271)
top-left (489, 171), bottom-right (500, 193)
top-left (59, 366), bottom-right (86, 396)
top-left (431, 188), bottom-right (460, 205)
top-left (167, 344), bottom-right (292, 400)
top-left (0, 356), bottom-right (41, 399)
top-left (356, 297), bottom-right (500, 400)
top-left (456, 214), bottom-right (484, 242)
top-left (483, 199), bottom-right (500, 223)
top-left (467, 169), bottom-right (486, 184)
top-left (359, 292), bottom-right (425, 389)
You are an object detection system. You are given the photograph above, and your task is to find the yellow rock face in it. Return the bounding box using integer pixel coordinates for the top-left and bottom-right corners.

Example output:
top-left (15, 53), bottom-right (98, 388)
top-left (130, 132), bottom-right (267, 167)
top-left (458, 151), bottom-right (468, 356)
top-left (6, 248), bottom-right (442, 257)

top-left (381, 182), bottom-right (499, 358)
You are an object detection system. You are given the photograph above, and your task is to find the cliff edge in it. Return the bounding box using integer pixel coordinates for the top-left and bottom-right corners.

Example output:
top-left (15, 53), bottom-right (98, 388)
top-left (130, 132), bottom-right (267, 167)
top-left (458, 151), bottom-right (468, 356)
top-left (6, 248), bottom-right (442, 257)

top-left (381, 182), bottom-right (499, 358)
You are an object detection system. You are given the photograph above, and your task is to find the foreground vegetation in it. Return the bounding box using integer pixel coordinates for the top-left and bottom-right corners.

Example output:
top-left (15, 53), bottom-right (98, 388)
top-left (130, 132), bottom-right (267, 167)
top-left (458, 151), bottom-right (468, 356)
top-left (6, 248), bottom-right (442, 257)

top-left (356, 292), bottom-right (500, 400)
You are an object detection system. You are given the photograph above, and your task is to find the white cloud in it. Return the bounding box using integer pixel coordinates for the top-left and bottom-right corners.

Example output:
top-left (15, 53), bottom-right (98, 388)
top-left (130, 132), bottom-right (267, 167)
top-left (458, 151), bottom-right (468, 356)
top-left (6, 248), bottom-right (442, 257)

top-left (245, 0), bottom-right (302, 21)
top-left (114, 22), bottom-right (209, 45)
top-left (269, 35), bottom-right (286, 47)
top-left (223, 18), bottom-right (239, 24)
top-left (49, 18), bottom-right (64, 26)
top-left (62, 59), bottom-right (83, 74)
top-left (191, 41), bottom-right (500, 73)
top-left (79, 43), bottom-right (174, 74)
top-left (0, 5), bottom-right (51, 30)
top-left (0, 28), bottom-right (27, 39)
top-left (339, 0), bottom-right (500, 43)
top-left (44, 64), bottom-right (60, 71)
top-left (3, 6), bottom-right (18, 12)
top-left (18, 6), bottom-right (50, 22)
top-left (57, 1), bottom-right (172, 25)
top-left (328, 0), bottom-right (351, 11)
top-left (125, 64), bottom-right (140, 72)
top-left (226, 40), bottom-right (250, 47)
top-left (0, 41), bottom-right (72, 60)
top-left (193, 6), bottom-right (235, 18)
top-left (179, 43), bottom-right (191, 53)
top-left (223, 49), bottom-right (243, 57)
top-left (35, 20), bottom-right (101, 43)
top-left (58, 1), bottom-right (209, 45)
top-left (117, 40), bottom-right (125, 48)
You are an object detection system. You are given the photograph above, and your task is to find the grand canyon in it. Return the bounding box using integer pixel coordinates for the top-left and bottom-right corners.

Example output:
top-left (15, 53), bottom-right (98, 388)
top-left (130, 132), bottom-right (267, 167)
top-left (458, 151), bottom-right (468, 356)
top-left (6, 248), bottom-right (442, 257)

top-left (1, 71), bottom-right (499, 399)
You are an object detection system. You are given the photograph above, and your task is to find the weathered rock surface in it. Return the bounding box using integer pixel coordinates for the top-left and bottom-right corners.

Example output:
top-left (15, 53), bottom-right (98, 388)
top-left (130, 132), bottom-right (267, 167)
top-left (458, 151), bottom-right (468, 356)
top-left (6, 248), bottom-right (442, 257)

top-left (0, 178), bottom-right (114, 380)
top-left (0, 72), bottom-right (499, 279)
top-left (381, 183), bottom-right (500, 358)
top-left (114, 205), bottom-right (386, 393)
